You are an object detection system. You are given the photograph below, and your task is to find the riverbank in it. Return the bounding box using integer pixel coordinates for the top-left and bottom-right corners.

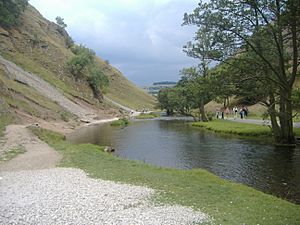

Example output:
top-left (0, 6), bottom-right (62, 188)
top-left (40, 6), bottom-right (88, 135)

top-left (31, 127), bottom-right (300, 225)
top-left (192, 119), bottom-right (300, 138)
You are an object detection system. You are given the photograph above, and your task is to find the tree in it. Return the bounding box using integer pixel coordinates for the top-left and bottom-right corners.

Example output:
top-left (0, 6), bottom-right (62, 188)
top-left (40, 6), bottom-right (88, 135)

top-left (179, 67), bottom-right (213, 121)
top-left (67, 44), bottom-right (95, 79)
top-left (55, 16), bottom-right (67, 29)
top-left (183, 0), bottom-right (300, 145)
top-left (0, 0), bottom-right (28, 27)
top-left (88, 66), bottom-right (109, 101)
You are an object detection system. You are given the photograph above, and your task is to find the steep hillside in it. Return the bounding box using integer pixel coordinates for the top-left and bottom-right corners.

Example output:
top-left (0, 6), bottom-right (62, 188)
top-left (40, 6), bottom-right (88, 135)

top-left (0, 4), bottom-right (155, 126)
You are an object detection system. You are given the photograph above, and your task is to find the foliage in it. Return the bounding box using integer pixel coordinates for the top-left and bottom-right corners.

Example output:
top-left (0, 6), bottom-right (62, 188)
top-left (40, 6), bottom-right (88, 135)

top-left (67, 45), bottom-right (95, 79)
top-left (88, 66), bottom-right (109, 99)
top-left (67, 54), bottom-right (91, 78)
top-left (67, 45), bottom-right (109, 100)
top-left (183, 0), bottom-right (300, 144)
top-left (55, 16), bottom-right (67, 29)
top-left (71, 45), bottom-right (95, 57)
top-left (65, 36), bottom-right (74, 48)
top-left (0, 0), bottom-right (28, 27)
top-left (32, 127), bottom-right (300, 225)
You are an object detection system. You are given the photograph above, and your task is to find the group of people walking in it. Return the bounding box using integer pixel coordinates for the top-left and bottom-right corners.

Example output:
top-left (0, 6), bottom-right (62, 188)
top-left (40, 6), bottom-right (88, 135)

top-left (216, 106), bottom-right (249, 119)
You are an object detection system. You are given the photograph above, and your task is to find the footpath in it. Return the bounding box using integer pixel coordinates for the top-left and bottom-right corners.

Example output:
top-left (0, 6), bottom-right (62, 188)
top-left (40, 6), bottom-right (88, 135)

top-left (228, 117), bottom-right (300, 128)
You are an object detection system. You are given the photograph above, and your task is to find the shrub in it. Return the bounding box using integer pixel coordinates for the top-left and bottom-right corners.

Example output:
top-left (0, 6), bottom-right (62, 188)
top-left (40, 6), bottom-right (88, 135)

top-left (0, 0), bottom-right (28, 27)
top-left (67, 44), bottom-right (96, 78)
top-left (87, 66), bottom-right (109, 100)
top-left (65, 36), bottom-right (74, 48)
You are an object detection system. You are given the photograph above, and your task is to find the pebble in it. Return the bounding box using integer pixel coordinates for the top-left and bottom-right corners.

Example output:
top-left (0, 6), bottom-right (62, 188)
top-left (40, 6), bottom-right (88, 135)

top-left (0, 168), bottom-right (209, 225)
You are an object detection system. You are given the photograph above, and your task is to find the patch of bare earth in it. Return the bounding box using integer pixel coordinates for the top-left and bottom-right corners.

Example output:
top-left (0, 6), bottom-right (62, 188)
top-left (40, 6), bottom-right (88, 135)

top-left (0, 124), bottom-right (61, 171)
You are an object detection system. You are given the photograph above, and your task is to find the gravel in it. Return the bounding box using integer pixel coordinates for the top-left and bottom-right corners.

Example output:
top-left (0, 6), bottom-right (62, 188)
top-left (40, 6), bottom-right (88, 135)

top-left (0, 168), bottom-right (209, 225)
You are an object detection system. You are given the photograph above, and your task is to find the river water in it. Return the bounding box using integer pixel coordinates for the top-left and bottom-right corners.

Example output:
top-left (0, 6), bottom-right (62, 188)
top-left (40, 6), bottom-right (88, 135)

top-left (67, 119), bottom-right (300, 203)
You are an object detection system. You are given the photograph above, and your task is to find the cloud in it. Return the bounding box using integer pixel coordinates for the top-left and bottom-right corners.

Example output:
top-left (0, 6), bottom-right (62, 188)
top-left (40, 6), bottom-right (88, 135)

top-left (30, 0), bottom-right (199, 85)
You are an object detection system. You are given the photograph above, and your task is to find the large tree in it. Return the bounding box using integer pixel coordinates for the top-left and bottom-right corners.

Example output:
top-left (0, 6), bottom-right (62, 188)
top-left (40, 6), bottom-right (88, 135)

top-left (183, 0), bottom-right (300, 145)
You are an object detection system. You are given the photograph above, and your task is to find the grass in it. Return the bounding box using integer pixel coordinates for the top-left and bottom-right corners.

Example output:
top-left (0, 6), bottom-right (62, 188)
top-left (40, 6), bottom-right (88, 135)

top-left (0, 97), bottom-right (15, 138)
top-left (193, 119), bottom-right (300, 138)
top-left (1, 5), bottom-right (156, 114)
top-left (95, 60), bottom-right (157, 111)
top-left (135, 112), bottom-right (160, 119)
top-left (0, 114), bottom-right (14, 138)
top-left (110, 118), bottom-right (129, 126)
top-left (0, 145), bottom-right (26, 162)
top-left (31, 127), bottom-right (300, 225)
top-left (193, 119), bottom-right (273, 137)
top-left (0, 73), bottom-right (74, 121)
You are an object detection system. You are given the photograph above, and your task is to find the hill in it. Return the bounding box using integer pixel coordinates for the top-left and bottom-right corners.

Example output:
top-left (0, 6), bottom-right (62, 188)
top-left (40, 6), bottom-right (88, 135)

top-left (0, 4), bottom-right (155, 129)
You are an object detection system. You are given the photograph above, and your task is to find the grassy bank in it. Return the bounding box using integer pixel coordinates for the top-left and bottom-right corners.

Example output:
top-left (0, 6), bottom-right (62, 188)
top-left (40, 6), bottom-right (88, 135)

top-left (110, 118), bottom-right (129, 126)
top-left (32, 127), bottom-right (300, 225)
top-left (192, 119), bottom-right (271, 136)
top-left (135, 112), bottom-right (160, 119)
top-left (193, 119), bottom-right (300, 137)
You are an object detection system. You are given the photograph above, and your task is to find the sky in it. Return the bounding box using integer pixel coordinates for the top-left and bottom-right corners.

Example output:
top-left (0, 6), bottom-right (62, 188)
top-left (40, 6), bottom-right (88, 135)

top-left (29, 0), bottom-right (199, 86)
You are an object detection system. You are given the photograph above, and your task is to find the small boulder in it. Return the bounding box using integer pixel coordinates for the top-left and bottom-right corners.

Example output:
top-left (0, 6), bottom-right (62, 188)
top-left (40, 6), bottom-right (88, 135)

top-left (103, 146), bottom-right (115, 152)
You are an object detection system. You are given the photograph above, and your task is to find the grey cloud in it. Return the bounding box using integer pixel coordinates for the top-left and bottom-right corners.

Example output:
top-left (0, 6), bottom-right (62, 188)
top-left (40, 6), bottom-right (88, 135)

top-left (31, 0), bottom-right (199, 85)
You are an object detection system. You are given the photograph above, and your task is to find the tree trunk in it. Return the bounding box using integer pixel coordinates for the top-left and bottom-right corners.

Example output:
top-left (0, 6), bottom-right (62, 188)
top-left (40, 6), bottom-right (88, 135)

top-left (268, 92), bottom-right (281, 143)
top-left (199, 98), bottom-right (208, 122)
top-left (278, 88), bottom-right (295, 144)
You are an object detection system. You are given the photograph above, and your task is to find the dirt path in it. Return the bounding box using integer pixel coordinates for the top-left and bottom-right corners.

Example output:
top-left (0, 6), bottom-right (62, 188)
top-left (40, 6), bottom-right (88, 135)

top-left (0, 124), bottom-right (61, 171)
top-left (104, 96), bottom-right (141, 117)
top-left (228, 117), bottom-right (300, 128)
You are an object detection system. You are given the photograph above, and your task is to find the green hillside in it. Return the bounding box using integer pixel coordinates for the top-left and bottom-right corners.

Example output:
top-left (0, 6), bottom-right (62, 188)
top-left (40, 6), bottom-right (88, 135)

top-left (0, 4), bottom-right (155, 125)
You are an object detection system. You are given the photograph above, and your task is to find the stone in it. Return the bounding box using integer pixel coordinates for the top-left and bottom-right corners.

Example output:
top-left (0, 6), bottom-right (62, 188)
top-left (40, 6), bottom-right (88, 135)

top-left (0, 27), bottom-right (9, 37)
top-left (103, 146), bottom-right (115, 152)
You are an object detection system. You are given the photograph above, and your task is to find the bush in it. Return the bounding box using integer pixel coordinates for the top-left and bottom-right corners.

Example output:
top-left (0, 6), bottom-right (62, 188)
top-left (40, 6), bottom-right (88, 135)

top-left (65, 36), bottom-right (74, 48)
top-left (71, 45), bottom-right (95, 59)
top-left (0, 0), bottom-right (28, 27)
top-left (88, 66), bottom-right (109, 100)
top-left (67, 44), bottom-right (96, 78)
top-left (67, 44), bottom-right (110, 99)
top-left (67, 54), bottom-right (90, 79)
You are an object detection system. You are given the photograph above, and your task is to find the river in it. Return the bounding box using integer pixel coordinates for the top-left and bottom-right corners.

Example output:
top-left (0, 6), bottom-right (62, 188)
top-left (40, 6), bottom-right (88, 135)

top-left (67, 118), bottom-right (300, 204)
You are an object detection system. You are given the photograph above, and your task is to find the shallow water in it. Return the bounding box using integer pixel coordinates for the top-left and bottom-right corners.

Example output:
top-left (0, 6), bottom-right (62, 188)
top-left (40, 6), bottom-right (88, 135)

top-left (67, 119), bottom-right (300, 203)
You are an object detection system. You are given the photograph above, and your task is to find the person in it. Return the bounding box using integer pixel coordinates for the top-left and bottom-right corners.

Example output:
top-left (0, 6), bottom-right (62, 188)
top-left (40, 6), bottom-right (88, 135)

top-left (221, 108), bottom-right (224, 119)
top-left (239, 108), bottom-right (244, 119)
top-left (216, 109), bottom-right (220, 119)
top-left (242, 106), bottom-right (248, 118)
top-left (233, 106), bottom-right (238, 119)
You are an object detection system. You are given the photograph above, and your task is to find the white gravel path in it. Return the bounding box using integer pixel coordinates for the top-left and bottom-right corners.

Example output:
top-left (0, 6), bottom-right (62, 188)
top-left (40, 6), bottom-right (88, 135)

top-left (0, 168), bottom-right (209, 225)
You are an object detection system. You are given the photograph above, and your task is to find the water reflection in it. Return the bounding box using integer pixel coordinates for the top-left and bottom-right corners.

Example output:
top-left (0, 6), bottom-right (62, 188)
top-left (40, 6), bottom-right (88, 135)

top-left (67, 119), bottom-right (300, 203)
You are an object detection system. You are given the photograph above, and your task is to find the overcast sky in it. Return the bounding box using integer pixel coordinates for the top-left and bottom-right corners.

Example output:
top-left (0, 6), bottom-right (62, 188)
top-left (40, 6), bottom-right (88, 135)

top-left (30, 0), bottom-right (199, 86)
